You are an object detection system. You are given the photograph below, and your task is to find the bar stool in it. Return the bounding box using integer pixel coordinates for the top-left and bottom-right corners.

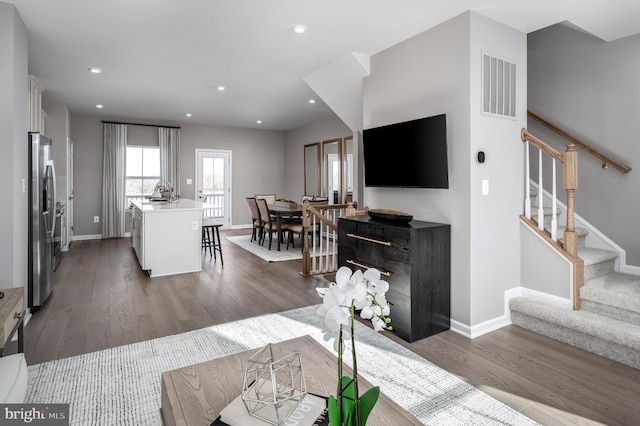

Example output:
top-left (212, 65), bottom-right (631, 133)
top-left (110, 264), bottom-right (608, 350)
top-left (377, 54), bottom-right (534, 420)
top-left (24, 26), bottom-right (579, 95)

top-left (202, 219), bottom-right (224, 264)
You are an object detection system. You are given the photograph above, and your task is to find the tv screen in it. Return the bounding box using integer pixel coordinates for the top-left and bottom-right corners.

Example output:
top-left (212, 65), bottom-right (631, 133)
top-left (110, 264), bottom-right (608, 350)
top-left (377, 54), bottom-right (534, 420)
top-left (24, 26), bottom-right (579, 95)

top-left (363, 114), bottom-right (448, 189)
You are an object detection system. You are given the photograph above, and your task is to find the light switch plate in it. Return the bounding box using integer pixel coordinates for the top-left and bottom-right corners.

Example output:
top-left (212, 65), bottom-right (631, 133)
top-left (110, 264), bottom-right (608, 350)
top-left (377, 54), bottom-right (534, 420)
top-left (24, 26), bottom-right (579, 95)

top-left (482, 180), bottom-right (489, 195)
top-left (192, 221), bottom-right (198, 230)
top-left (186, 178), bottom-right (192, 185)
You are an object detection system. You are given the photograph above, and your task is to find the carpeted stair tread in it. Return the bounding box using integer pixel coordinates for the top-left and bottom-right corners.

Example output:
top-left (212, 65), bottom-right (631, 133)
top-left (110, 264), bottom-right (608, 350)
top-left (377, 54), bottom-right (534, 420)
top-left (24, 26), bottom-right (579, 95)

top-left (509, 297), bottom-right (640, 350)
top-left (557, 226), bottom-right (589, 238)
top-left (578, 247), bottom-right (619, 266)
top-left (531, 207), bottom-right (560, 217)
top-left (581, 272), bottom-right (640, 316)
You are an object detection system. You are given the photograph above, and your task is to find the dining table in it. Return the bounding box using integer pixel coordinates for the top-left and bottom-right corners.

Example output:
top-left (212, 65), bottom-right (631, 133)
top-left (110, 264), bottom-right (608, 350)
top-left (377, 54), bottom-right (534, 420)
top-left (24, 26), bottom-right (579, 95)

top-left (267, 203), bottom-right (303, 251)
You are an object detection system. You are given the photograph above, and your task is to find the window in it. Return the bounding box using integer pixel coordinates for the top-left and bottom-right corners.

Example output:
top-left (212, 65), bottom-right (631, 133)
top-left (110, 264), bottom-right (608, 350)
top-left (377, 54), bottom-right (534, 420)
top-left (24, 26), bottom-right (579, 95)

top-left (126, 146), bottom-right (160, 206)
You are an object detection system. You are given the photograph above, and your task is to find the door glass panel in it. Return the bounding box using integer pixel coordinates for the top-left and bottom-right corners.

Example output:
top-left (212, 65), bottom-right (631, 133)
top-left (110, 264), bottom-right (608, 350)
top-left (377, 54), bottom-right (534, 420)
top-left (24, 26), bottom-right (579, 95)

top-left (196, 150), bottom-right (231, 226)
top-left (322, 139), bottom-right (341, 204)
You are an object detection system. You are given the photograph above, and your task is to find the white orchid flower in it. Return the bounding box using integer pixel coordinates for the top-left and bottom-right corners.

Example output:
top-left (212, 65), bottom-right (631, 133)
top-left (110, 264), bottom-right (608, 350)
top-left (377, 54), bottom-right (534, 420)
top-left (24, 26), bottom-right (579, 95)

top-left (335, 266), bottom-right (368, 309)
top-left (316, 266), bottom-right (392, 354)
top-left (371, 315), bottom-right (386, 332)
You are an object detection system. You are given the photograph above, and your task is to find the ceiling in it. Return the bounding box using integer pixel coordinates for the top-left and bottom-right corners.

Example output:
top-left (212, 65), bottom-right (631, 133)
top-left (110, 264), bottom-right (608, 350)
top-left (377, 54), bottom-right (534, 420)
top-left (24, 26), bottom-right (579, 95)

top-left (7, 0), bottom-right (640, 131)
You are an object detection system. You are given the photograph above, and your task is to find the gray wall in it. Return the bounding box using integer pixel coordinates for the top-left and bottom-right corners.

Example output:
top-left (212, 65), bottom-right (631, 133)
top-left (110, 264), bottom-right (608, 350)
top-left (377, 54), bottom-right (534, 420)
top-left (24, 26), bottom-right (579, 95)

top-left (42, 100), bottom-right (69, 176)
top-left (179, 123), bottom-right (286, 227)
top-left (528, 24), bottom-right (640, 266)
top-left (69, 113), bottom-right (287, 235)
top-left (0, 2), bottom-right (28, 290)
top-left (362, 12), bottom-right (526, 327)
top-left (283, 117), bottom-right (352, 203)
top-left (69, 114), bottom-right (103, 235)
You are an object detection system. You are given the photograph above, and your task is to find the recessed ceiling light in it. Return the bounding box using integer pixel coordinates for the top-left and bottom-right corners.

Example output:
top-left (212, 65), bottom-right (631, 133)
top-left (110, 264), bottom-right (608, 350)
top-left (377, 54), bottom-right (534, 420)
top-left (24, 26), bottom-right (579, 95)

top-left (309, 99), bottom-right (316, 104)
top-left (96, 104), bottom-right (103, 109)
top-left (293, 25), bottom-right (307, 34)
top-left (185, 113), bottom-right (192, 117)
top-left (89, 67), bottom-right (102, 74)
top-left (217, 86), bottom-right (226, 91)
top-left (256, 120), bottom-right (262, 124)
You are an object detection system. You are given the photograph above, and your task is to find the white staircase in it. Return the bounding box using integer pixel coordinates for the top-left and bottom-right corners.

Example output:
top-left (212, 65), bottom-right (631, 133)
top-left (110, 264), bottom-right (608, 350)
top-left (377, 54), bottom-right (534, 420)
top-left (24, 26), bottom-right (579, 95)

top-left (510, 196), bottom-right (640, 370)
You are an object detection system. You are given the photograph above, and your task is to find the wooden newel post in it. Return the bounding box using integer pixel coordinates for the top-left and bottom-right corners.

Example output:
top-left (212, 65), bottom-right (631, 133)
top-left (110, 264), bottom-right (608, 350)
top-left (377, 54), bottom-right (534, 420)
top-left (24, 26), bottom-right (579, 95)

top-left (563, 144), bottom-right (578, 257)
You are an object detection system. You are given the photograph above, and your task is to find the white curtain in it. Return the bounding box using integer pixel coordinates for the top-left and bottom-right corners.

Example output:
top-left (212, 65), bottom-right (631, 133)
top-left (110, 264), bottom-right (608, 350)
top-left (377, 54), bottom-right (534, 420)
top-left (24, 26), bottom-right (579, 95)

top-left (102, 123), bottom-right (127, 238)
top-left (158, 127), bottom-right (180, 195)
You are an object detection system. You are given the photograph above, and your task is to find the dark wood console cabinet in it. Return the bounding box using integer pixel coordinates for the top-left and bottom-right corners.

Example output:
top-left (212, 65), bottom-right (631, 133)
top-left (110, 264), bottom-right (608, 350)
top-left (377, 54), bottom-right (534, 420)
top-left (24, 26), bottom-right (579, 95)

top-left (338, 216), bottom-right (450, 342)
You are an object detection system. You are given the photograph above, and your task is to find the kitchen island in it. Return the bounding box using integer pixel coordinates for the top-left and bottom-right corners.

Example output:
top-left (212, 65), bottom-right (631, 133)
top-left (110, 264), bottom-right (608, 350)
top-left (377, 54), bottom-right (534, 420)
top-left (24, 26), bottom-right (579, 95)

top-left (131, 199), bottom-right (204, 277)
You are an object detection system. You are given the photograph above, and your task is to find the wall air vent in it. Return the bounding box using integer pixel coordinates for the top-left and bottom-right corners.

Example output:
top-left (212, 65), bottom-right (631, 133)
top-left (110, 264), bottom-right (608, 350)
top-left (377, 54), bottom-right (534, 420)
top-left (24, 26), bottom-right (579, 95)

top-left (482, 53), bottom-right (516, 118)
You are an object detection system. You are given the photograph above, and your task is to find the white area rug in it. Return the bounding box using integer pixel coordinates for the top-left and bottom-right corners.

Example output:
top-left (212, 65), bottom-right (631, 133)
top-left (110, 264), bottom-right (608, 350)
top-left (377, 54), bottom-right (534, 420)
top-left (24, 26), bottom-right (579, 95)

top-left (26, 305), bottom-right (538, 426)
top-left (226, 234), bottom-right (303, 262)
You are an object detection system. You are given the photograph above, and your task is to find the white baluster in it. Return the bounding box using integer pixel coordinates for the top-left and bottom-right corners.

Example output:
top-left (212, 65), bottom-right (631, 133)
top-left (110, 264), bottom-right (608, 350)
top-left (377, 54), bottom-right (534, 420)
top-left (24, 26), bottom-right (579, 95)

top-left (538, 149), bottom-right (544, 231)
top-left (312, 215), bottom-right (317, 271)
top-left (331, 211), bottom-right (337, 270)
top-left (525, 141), bottom-right (531, 218)
top-left (551, 159), bottom-right (558, 241)
top-left (319, 214), bottom-right (324, 271)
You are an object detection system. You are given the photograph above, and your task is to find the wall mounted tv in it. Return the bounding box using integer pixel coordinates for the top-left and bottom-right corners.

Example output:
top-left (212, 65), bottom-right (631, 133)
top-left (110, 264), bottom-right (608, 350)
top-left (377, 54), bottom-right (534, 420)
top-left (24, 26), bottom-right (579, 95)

top-left (363, 113), bottom-right (449, 188)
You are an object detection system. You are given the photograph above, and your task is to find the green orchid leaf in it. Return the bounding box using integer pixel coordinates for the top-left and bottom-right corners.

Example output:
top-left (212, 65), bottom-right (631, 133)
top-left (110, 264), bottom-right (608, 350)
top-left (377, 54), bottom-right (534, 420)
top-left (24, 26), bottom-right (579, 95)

top-left (328, 396), bottom-right (340, 426)
top-left (359, 386), bottom-right (380, 425)
top-left (342, 395), bottom-right (355, 424)
top-left (340, 376), bottom-right (356, 400)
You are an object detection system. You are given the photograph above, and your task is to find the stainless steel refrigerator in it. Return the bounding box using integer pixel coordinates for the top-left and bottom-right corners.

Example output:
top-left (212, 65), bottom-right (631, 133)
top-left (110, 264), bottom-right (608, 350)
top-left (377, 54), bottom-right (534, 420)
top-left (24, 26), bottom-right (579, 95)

top-left (28, 133), bottom-right (56, 310)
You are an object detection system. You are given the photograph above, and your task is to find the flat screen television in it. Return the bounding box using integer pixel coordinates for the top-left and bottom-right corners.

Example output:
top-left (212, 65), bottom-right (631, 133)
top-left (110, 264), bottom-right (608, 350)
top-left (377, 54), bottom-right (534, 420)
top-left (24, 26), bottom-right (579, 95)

top-left (363, 114), bottom-right (448, 188)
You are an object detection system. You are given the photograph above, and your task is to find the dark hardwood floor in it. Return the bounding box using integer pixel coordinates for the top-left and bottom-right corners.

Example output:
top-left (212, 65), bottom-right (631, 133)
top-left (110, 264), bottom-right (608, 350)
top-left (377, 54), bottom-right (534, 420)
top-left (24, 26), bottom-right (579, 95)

top-left (16, 229), bottom-right (640, 425)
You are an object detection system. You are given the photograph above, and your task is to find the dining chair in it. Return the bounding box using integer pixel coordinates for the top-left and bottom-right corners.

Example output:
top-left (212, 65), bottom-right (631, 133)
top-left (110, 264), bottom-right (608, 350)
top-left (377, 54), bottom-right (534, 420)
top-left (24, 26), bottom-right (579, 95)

top-left (286, 222), bottom-right (304, 251)
top-left (245, 197), bottom-right (262, 243)
top-left (256, 198), bottom-right (289, 250)
top-left (255, 194), bottom-right (276, 205)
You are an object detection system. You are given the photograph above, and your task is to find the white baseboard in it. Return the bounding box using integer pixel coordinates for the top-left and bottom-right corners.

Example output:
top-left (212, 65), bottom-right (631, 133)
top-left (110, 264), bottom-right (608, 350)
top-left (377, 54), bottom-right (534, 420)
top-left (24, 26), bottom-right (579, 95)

top-left (621, 264), bottom-right (640, 275)
top-left (230, 224), bottom-right (252, 230)
top-left (450, 312), bottom-right (513, 339)
top-left (72, 234), bottom-right (103, 241)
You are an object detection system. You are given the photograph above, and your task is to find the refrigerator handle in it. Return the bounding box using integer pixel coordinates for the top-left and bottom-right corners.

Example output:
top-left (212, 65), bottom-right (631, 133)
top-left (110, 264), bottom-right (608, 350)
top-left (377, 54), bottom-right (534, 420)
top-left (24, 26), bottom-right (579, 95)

top-left (46, 160), bottom-right (57, 238)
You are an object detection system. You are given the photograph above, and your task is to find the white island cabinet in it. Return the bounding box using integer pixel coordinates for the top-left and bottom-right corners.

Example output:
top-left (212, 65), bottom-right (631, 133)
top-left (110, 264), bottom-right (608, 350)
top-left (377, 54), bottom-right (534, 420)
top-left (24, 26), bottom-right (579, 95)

top-left (131, 199), bottom-right (203, 277)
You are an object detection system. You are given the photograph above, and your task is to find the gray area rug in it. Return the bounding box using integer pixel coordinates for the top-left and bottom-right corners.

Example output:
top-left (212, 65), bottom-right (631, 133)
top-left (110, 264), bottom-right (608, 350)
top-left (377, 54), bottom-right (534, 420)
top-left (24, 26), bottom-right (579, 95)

top-left (226, 234), bottom-right (303, 262)
top-left (26, 305), bottom-right (538, 425)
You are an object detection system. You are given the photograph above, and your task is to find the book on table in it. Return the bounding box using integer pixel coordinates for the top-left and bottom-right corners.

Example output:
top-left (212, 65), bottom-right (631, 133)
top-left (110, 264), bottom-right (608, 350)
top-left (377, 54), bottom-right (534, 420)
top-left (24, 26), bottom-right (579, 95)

top-left (212, 392), bottom-right (327, 426)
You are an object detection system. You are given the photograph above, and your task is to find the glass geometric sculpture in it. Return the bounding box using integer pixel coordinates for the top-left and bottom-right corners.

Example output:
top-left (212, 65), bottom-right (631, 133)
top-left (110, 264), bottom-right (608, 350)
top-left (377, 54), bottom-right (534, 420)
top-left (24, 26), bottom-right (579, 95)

top-left (242, 343), bottom-right (307, 425)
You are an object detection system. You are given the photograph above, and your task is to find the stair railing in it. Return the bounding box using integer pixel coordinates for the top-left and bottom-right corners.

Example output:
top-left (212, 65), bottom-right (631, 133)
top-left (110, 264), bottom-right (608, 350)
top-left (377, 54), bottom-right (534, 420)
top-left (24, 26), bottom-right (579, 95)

top-left (528, 111), bottom-right (632, 174)
top-left (521, 128), bottom-right (584, 309)
top-left (301, 202), bottom-right (368, 276)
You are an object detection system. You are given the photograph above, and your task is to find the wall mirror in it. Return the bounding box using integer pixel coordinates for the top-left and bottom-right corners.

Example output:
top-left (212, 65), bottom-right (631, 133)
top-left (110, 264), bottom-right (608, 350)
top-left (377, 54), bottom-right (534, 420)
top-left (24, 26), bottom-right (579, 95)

top-left (304, 143), bottom-right (320, 197)
top-left (322, 138), bottom-right (342, 204)
top-left (343, 136), bottom-right (353, 203)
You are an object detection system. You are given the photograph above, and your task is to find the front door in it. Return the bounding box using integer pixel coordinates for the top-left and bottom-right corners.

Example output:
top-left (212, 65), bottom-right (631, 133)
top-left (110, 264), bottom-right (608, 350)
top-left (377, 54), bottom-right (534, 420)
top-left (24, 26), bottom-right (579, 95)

top-left (195, 149), bottom-right (231, 228)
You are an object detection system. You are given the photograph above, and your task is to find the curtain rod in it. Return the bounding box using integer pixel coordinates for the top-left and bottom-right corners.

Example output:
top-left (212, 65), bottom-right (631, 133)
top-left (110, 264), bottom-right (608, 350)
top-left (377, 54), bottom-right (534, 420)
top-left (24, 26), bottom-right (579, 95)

top-left (102, 120), bottom-right (181, 129)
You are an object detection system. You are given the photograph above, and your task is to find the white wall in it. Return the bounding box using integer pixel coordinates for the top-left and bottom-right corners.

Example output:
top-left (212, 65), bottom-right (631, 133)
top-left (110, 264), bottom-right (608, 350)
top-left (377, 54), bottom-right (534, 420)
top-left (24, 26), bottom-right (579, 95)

top-left (528, 24), bottom-right (640, 266)
top-left (468, 13), bottom-right (526, 325)
top-left (362, 12), bottom-right (527, 329)
top-left (0, 2), bottom-right (28, 290)
top-left (363, 12), bottom-right (473, 325)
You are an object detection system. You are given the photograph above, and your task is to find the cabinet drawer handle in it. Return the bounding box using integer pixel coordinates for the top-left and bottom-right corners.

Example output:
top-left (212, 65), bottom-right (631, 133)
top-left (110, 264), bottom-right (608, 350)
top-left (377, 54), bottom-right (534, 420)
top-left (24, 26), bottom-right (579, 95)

top-left (346, 259), bottom-right (391, 277)
top-left (346, 233), bottom-right (391, 246)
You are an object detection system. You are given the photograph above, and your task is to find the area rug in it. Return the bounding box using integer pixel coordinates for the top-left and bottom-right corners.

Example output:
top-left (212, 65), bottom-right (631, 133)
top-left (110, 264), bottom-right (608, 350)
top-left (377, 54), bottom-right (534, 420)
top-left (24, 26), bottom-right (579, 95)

top-left (225, 234), bottom-right (304, 262)
top-left (25, 305), bottom-right (538, 426)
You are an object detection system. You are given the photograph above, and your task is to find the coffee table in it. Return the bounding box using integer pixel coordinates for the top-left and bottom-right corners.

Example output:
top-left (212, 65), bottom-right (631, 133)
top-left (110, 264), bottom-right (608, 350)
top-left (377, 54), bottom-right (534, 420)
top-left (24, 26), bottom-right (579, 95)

top-left (161, 335), bottom-right (421, 426)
